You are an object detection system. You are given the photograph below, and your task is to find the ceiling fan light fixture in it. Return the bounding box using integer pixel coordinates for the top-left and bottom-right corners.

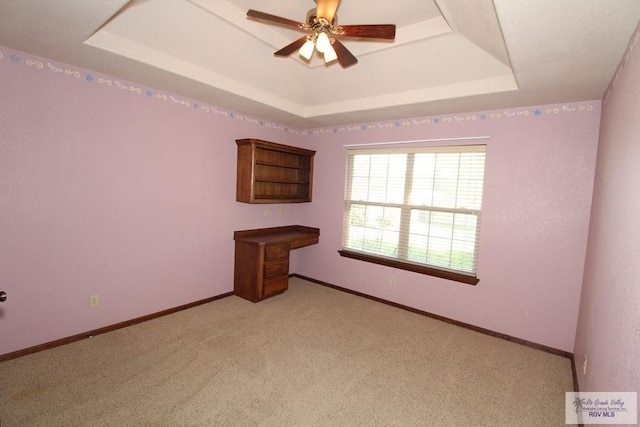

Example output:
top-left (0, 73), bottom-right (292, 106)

top-left (299, 38), bottom-right (315, 60)
top-left (315, 31), bottom-right (331, 53)
top-left (323, 43), bottom-right (338, 63)
top-left (247, 1), bottom-right (396, 69)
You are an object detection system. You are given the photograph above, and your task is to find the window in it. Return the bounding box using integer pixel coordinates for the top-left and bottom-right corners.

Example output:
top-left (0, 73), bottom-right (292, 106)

top-left (339, 145), bottom-right (486, 285)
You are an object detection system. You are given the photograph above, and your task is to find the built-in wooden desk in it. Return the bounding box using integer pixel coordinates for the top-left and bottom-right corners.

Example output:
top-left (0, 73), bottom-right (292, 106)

top-left (233, 225), bottom-right (320, 302)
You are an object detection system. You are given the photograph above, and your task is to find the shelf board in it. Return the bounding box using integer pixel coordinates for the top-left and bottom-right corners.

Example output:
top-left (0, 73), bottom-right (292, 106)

top-left (254, 196), bottom-right (311, 201)
top-left (255, 179), bottom-right (310, 184)
top-left (255, 161), bottom-right (310, 170)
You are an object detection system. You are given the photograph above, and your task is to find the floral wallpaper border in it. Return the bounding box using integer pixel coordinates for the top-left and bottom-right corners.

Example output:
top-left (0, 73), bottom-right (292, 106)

top-left (1, 47), bottom-right (601, 136)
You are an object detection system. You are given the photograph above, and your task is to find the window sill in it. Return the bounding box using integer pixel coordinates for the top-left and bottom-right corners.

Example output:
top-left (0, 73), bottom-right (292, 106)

top-left (338, 250), bottom-right (479, 286)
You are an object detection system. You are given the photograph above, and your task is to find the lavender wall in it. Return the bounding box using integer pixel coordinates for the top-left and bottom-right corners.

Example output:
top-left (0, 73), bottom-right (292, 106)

top-left (1, 46), bottom-right (602, 356)
top-left (0, 49), bottom-right (303, 356)
top-left (296, 102), bottom-right (600, 353)
top-left (573, 25), bottom-right (640, 396)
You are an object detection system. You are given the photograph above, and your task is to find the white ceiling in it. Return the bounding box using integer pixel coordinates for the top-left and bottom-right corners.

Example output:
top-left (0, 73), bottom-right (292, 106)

top-left (1, 0), bottom-right (639, 129)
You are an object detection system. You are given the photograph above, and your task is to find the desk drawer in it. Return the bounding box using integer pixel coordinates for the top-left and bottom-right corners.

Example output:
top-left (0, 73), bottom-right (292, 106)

top-left (265, 243), bottom-right (289, 261)
top-left (263, 276), bottom-right (288, 297)
top-left (289, 235), bottom-right (320, 249)
top-left (264, 259), bottom-right (289, 279)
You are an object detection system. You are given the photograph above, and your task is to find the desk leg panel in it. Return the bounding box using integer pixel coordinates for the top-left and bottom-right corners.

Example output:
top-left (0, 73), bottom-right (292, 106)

top-left (234, 241), bottom-right (264, 302)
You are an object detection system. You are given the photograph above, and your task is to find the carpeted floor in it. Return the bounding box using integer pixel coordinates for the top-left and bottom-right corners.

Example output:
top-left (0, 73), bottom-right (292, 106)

top-left (0, 277), bottom-right (575, 426)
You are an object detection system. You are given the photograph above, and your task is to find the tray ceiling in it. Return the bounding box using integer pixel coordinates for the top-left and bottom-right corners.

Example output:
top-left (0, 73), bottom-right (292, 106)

top-left (1, 0), bottom-right (639, 128)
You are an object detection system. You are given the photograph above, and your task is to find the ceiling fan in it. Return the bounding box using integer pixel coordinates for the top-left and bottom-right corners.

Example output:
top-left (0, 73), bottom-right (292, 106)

top-left (247, 0), bottom-right (396, 68)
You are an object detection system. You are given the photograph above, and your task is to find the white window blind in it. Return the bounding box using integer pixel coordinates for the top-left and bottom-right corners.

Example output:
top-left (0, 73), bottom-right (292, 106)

top-left (342, 145), bottom-right (486, 278)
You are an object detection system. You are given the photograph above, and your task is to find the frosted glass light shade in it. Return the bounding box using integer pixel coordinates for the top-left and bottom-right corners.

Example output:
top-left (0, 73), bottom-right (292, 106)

top-left (316, 32), bottom-right (331, 53)
top-left (299, 39), bottom-right (315, 60)
top-left (323, 44), bottom-right (338, 63)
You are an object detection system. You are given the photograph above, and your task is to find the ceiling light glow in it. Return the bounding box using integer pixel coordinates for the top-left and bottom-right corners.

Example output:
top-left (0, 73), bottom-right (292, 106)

top-left (299, 39), bottom-right (315, 60)
top-left (316, 32), bottom-right (331, 53)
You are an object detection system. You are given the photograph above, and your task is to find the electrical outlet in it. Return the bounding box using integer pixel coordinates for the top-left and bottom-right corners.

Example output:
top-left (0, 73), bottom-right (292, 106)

top-left (389, 276), bottom-right (397, 285)
top-left (583, 356), bottom-right (588, 375)
top-left (264, 208), bottom-right (269, 218)
top-left (89, 294), bottom-right (99, 308)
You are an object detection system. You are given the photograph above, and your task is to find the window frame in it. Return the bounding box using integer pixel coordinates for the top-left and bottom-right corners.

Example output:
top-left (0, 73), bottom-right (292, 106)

top-left (339, 145), bottom-right (486, 286)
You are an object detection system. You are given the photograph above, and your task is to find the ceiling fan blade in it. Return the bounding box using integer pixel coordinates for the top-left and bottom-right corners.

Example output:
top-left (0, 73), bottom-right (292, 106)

top-left (331, 38), bottom-right (358, 68)
top-left (274, 37), bottom-right (309, 57)
top-left (316, 0), bottom-right (341, 23)
top-left (247, 9), bottom-right (305, 29)
top-left (339, 24), bottom-right (396, 40)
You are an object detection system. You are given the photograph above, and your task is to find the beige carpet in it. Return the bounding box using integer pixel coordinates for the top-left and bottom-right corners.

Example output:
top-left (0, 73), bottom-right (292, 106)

top-left (0, 277), bottom-right (575, 426)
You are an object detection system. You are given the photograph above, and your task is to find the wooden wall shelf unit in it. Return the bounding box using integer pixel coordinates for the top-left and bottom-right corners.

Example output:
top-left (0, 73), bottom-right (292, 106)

top-left (236, 139), bottom-right (316, 204)
top-left (234, 225), bottom-right (320, 302)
